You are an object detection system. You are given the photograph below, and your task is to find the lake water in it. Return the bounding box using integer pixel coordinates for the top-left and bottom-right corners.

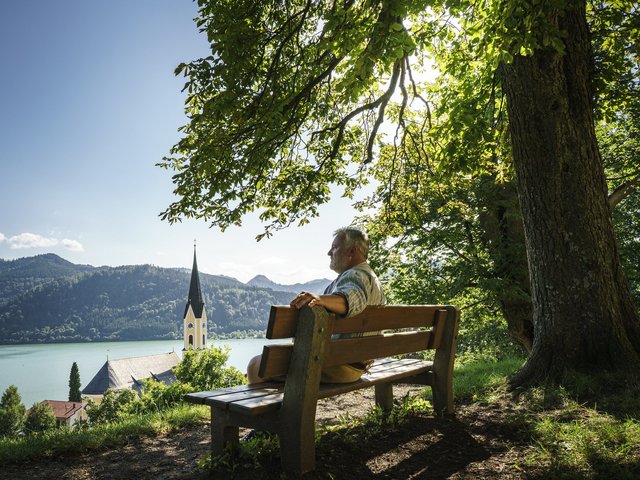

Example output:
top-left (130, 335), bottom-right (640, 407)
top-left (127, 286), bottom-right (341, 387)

top-left (0, 339), bottom-right (277, 407)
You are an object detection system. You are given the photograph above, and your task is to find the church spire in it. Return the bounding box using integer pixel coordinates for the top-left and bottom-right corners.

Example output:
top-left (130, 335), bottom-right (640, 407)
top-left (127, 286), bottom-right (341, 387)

top-left (184, 242), bottom-right (205, 319)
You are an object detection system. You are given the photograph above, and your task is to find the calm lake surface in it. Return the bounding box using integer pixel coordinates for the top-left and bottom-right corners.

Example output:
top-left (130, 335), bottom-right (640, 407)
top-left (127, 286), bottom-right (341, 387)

top-left (0, 339), bottom-right (277, 407)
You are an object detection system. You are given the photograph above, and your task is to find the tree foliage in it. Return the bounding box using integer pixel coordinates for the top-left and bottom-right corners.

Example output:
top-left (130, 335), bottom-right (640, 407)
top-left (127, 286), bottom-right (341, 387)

top-left (25, 402), bottom-right (57, 434)
top-left (0, 385), bottom-right (26, 438)
top-left (161, 0), bottom-right (640, 383)
top-left (174, 344), bottom-right (246, 391)
top-left (86, 389), bottom-right (138, 425)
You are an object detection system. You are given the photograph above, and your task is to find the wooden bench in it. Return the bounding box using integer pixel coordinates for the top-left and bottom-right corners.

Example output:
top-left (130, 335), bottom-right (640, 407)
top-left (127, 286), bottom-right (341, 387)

top-left (185, 304), bottom-right (460, 475)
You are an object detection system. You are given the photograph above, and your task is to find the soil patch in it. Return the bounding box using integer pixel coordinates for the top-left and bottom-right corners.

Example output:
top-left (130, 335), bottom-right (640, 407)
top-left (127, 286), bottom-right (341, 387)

top-left (3, 385), bottom-right (539, 479)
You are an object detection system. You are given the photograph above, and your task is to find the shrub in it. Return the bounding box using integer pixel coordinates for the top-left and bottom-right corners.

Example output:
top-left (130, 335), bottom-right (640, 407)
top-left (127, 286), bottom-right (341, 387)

top-left (25, 402), bottom-right (57, 433)
top-left (175, 345), bottom-right (246, 391)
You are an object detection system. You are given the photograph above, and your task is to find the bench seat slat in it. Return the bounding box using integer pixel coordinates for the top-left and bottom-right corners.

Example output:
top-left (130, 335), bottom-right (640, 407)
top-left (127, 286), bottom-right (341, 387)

top-left (210, 358), bottom-right (434, 416)
top-left (205, 387), bottom-right (282, 409)
top-left (184, 383), bottom-right (278, 404)
top-left (318, 359), bottom-right (433, 397)
top-left (227, 392), bottom-right (285, 416)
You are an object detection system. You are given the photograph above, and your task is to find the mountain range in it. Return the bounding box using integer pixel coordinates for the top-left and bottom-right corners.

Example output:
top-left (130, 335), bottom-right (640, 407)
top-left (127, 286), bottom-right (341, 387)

top-left (0, 254), bottom-right (330, 344)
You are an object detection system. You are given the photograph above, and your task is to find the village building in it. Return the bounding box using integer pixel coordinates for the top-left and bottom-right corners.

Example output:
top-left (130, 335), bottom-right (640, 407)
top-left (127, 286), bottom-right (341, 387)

top-left (38, 400), bottom-right (87, 428)
top-left (81, 351), bottom-right (180, 397)
top-left (82, 244), bottom-right (206, 398)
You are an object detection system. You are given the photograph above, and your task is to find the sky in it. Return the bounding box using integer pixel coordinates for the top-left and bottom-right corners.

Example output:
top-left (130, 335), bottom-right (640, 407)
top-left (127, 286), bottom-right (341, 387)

top-left (0, 1), bottom-right (364, 284)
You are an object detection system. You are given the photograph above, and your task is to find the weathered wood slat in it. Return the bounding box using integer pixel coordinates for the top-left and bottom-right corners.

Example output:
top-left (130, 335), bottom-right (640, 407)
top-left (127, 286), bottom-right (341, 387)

top-left (317, 359), bottom-right (433, 398)
top-left (267, 306), bottom-right (299, 339)
top-left (260, 331), bottom-right (434, 377)
top-left (201, 359), bottom-right (435, 415)
top-left (426, 309), bottom-right (446, 349)
top-left (205, 387), bottom-right (282, 409)
top-left (258, 344), bottom-right (293, 378)
top-left (324, 331), bottom-right (432, 367)
top-left (331, 306), bottom-right (447, 334)
top-left (185, 383), bottom-right (278, 404)
top-left (227, 392), bottom-right (285, 416)
top-left (266, 305), bottom-right (449, 339)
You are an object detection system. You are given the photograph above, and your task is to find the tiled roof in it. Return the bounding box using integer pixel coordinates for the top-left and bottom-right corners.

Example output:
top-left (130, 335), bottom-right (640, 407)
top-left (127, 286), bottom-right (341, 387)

top-left (39, 400), bottom-right (83, 420)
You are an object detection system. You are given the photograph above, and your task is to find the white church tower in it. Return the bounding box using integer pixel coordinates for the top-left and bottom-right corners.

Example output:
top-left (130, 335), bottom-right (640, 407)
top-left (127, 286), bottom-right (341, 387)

top-left (183, 243), bottom-right (207, 350)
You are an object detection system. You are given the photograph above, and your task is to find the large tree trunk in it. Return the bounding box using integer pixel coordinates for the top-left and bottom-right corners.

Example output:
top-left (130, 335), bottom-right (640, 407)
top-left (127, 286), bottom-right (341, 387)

top-left (478, 177), bottom-right (534, 352)
top-left (501, 0), bottom-right (640, 386)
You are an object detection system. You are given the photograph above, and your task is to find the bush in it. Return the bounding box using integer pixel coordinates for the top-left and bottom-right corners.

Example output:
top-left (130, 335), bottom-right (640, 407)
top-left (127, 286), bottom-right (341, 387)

top-left (137, 379), bottom-right (193, 414)
top-left (175, 345), bottom-right (246, 391)
top-left (86, 389), bottom-right (139, 424)
top-left (25, 402), bottom-right (57, 433)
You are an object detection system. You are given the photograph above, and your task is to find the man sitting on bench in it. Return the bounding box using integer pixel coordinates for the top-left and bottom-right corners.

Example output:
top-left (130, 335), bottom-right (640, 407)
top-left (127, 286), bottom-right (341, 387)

top-left (247, 226), bottom-right (386, 384)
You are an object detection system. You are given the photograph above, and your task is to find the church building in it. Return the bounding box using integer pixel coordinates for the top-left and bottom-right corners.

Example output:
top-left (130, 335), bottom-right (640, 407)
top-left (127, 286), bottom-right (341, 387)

top-left (82, 244), bottom-right (208, 399)
top-left (183, 244), bottom-right (207, 350)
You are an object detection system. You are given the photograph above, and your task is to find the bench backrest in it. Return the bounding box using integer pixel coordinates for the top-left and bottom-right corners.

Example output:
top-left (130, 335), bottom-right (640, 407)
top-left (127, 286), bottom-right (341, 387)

top-left (258, 305), bottom-right (454, 379)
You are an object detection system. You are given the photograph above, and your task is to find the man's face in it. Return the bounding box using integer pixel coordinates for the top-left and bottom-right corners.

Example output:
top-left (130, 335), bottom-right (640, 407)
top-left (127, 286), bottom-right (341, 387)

top-left (328, 233), bottom-right (351, 273)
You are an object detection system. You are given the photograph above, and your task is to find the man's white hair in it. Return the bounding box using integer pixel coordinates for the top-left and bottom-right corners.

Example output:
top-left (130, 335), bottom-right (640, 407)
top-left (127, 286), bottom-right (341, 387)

top-left (334, 227), bottom-right (369, 259)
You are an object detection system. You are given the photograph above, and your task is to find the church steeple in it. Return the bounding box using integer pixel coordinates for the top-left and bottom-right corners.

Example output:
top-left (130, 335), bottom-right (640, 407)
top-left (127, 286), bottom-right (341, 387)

top-left (183, 242), bottom-right (207, 350)
top-left (184, 243), bottom-right (205, 319)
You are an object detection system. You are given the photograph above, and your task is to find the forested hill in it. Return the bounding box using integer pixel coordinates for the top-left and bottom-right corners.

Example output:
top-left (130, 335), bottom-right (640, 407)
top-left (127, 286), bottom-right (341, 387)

top-left (0, 254), bottom-right (94, 306)
top-left (0, 254), bottom-right (328, 344)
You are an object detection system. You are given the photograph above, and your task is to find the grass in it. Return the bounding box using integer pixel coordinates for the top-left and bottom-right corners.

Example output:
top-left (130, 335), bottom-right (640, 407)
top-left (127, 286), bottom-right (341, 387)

top-left (0, 404), bottom-right (208, 464)
top-left (4, 357), bottom-right (640, 479)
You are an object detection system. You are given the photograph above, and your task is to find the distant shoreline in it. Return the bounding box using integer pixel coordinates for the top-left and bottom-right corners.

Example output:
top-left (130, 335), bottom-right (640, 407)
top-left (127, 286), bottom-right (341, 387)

top-left (0, 331), bottom-right (266, 347)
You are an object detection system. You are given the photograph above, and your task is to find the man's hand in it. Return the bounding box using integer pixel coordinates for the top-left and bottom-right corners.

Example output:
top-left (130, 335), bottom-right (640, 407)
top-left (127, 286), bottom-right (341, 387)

top-left (290, 291), bottom-right (320, 309)
top-left (290, 292), bottom-right (348, 315)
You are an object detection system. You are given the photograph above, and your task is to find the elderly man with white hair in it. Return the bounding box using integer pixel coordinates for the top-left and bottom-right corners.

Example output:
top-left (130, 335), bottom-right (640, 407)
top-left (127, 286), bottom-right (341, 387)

top-left (247, 226), bottom-right (386, 384)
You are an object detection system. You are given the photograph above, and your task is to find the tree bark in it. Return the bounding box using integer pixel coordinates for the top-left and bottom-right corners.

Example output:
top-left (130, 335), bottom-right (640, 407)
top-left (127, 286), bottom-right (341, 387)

top-left (478, 177), bottom-right (534, 352)
top-left (501, 0), bottom-right (640, 386)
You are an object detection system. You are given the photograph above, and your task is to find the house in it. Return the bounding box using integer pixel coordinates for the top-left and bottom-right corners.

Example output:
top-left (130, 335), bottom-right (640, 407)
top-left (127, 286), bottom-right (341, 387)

top-left (39, 400), bottom-right (86, 428)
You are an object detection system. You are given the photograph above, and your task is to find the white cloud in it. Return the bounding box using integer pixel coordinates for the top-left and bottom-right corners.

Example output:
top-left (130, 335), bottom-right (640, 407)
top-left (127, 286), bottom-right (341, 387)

top-left (8, 233), bottom-right (59, 250)
top-left (3, 232), bottom-right (84, 252)
top-left (62, 239), bottom-right (84, 252)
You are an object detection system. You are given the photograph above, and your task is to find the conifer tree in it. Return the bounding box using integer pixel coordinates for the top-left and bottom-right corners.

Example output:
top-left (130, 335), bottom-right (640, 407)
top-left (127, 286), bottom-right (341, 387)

top-left (0, 385), bottom-right (26, 437)
top-left (68, 362), bottom-right (82, 403)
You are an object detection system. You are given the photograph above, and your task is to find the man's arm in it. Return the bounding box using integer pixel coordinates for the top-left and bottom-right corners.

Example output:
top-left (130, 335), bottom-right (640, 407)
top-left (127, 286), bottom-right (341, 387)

top-left (290, 291), bottom-right (348, 315)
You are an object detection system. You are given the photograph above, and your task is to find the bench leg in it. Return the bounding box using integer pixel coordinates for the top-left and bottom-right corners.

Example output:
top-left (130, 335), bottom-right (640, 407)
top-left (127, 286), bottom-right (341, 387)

top-left (375, 383), bottom-right (394, 412)
top-left (210, 407), bottom-right (239, 457)
top-left (432, 375), bottom-right (454, 417)
top-left (279, 419), bottom-right (315, 475)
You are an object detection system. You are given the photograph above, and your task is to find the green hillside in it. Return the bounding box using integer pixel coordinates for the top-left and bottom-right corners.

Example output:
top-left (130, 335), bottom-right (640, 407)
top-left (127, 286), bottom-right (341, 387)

top-left (0, 255), bottom-right (295, 344)
top-left (0, 254), bottom-right (94, 306)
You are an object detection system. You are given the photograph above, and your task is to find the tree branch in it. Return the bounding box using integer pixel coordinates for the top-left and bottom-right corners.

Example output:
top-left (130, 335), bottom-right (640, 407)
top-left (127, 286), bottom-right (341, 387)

top-left (609, 173), bottom-right (640, 208)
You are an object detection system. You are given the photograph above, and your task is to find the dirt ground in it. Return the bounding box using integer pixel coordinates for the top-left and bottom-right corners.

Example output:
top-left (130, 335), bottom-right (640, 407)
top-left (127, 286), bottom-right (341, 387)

top-left (3, 385), bottom-right (539, 479)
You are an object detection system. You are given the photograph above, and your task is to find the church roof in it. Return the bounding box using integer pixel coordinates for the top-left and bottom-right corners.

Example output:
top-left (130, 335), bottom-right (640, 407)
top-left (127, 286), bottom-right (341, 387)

top-left (184, 246), bottom-right (205, 318)
top-left (81, 352), bottom-right (180, 395)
